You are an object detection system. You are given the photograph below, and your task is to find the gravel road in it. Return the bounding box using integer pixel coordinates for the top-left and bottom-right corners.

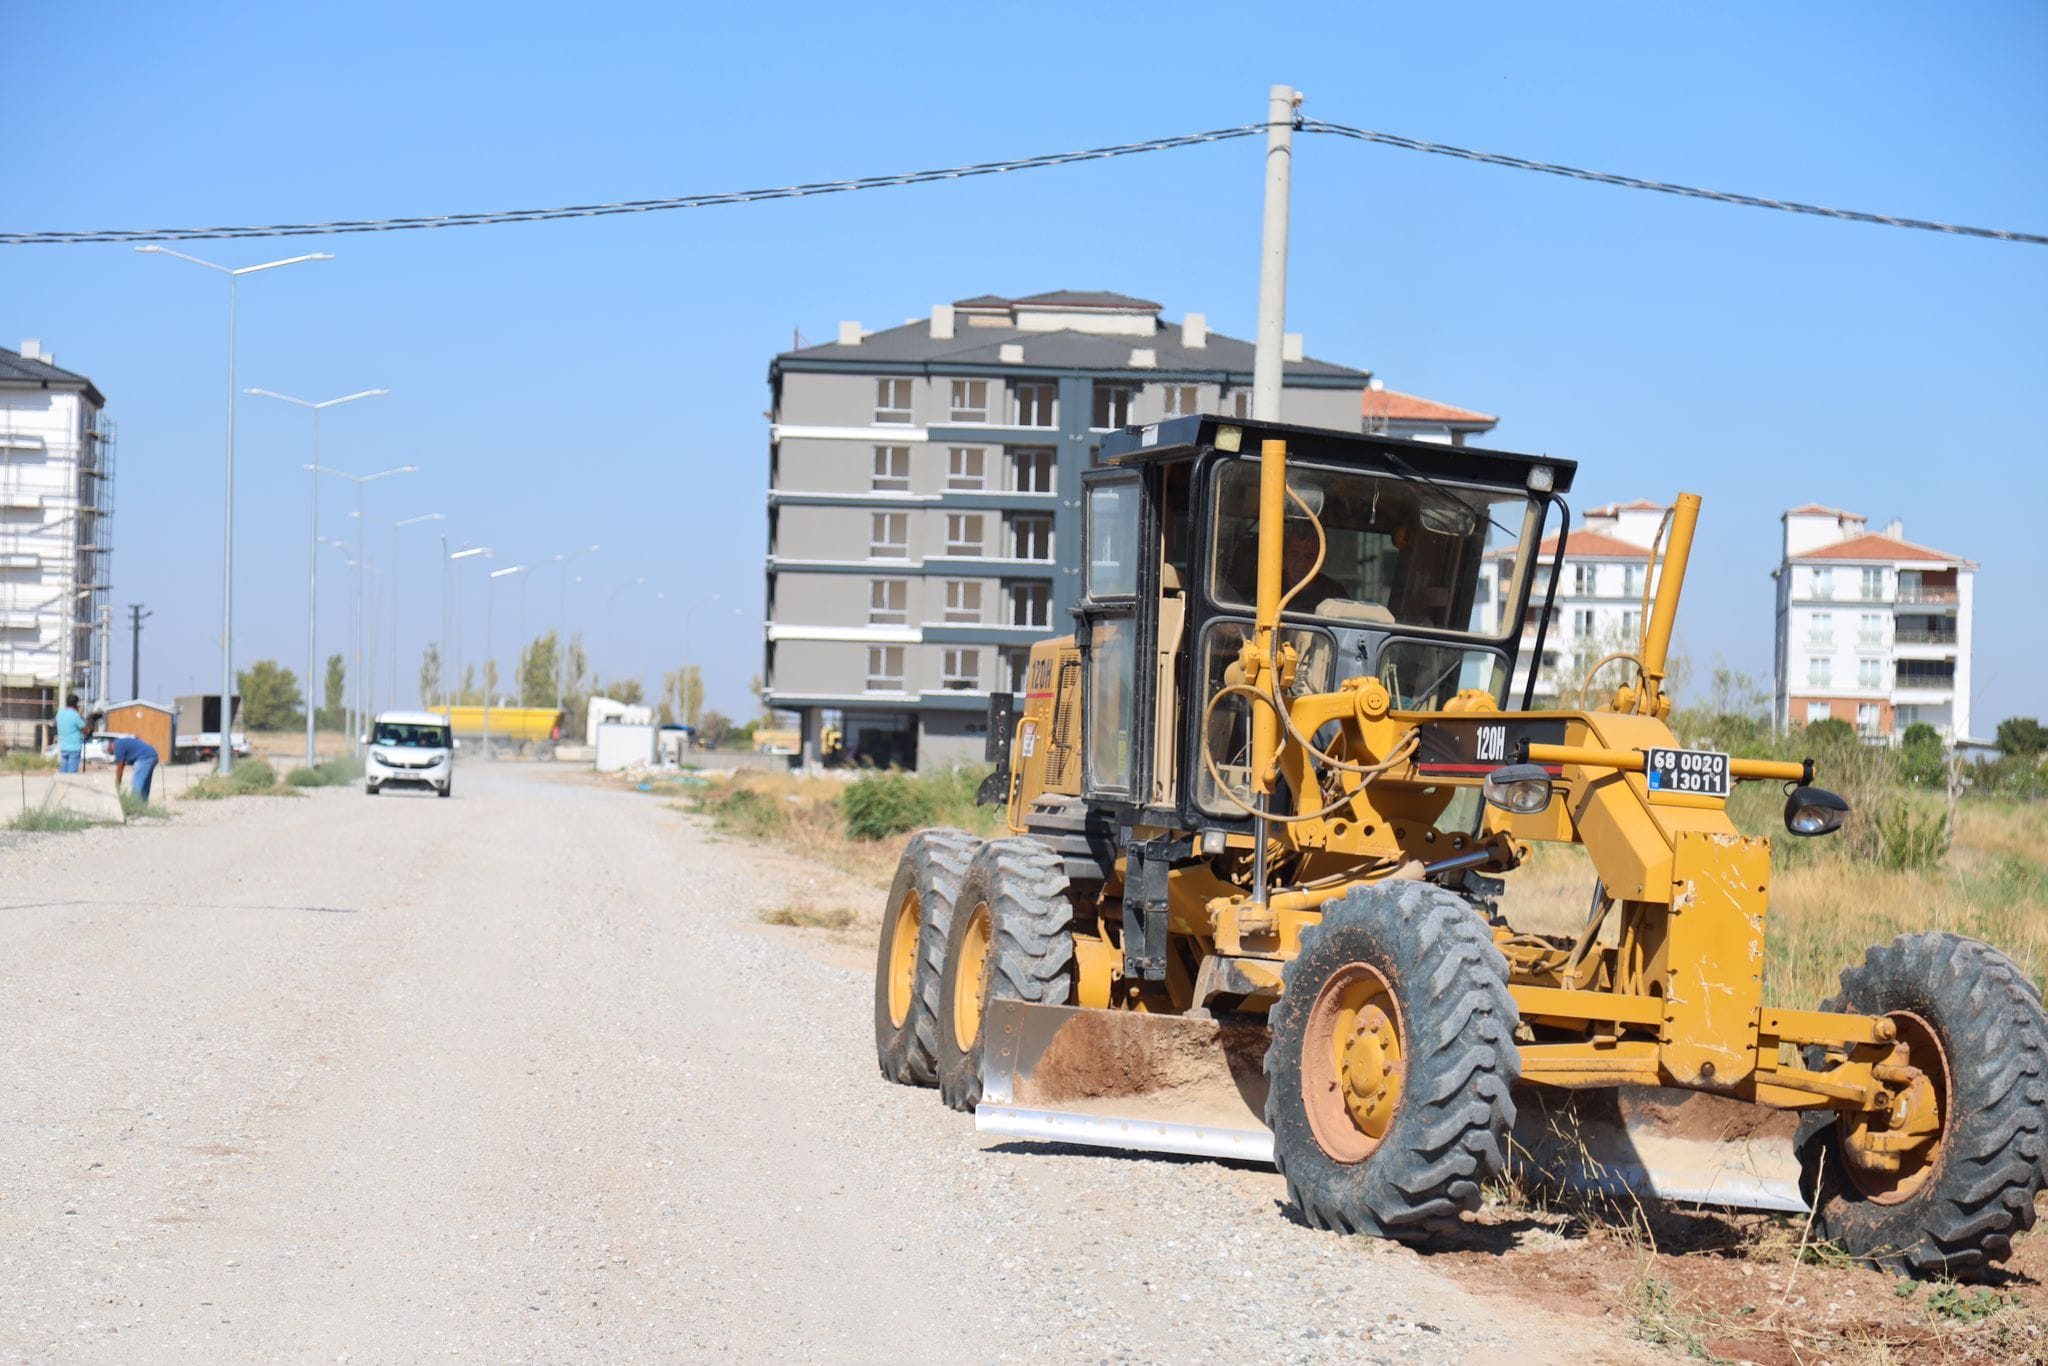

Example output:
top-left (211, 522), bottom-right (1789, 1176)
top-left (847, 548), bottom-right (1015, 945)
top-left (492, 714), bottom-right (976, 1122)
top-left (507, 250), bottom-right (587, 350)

top-left (0, 764), bottom-right (1651, 1363)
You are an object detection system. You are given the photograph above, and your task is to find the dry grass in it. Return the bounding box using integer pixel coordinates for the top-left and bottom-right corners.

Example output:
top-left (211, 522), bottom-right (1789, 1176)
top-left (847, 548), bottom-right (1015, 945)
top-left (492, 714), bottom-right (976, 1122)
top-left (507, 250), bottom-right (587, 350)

top-left (758, 902), bottom-right (857, 930)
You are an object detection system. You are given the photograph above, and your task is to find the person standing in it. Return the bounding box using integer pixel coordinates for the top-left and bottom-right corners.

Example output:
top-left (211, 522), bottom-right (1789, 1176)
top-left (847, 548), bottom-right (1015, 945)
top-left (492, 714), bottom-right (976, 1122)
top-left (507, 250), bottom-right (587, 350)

top-left (108, 733), bottom-right (159, 801)
top-left (55, 694), bottom-right (85, 774)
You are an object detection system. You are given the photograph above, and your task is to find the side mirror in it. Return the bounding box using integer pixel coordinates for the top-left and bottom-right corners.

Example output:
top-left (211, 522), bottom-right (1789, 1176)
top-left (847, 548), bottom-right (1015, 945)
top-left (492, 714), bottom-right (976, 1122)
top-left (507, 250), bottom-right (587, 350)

top-left (453, 739), bottom-right (463, 750)
top-left (359, 734), bottom-right (370, 746)
top-left (1783, 786), bottom-right (1849, 837)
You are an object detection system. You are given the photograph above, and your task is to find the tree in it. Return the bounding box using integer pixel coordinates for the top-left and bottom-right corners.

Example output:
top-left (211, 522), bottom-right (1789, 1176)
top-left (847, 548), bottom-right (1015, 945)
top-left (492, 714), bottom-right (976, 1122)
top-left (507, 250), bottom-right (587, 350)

top-left (459, 663), bottom-right (476, 708)
top-left (1996, 717), bottom-right (2047, 758)
top-left (608, 677), bottom-right (646, 707)
top-left (1899, 721), bottom-right (1946, 787)
top-left (748, 673), bottom-right (769, 723)
top-left (238, 659), bottom-right (303, 732)
top-left (697, 708), bottom-right (734, 749)
top-left (1803, 716), bottom-right (1856, 749)
top-left (319, 653), bottom-right (347, 731)
top-left (518, 632), bottom-right (559, 707)
top-left (664, 664), bottom-right (704, 728)
top-left (419, 643), bottom-right (442, 708)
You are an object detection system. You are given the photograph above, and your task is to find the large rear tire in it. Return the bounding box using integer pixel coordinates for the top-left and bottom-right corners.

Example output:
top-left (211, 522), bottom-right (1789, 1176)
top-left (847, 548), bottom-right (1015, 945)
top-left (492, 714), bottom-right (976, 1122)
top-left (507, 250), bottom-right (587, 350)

top-left (1265, 881), bottom-right (1519, 1240)
top-left (1800, 932), bottom-right (2048, 1277)
top-left (934, 838), bottom-right (1074, 1113)
top-left (872, 829), bottom-right (980, 1087)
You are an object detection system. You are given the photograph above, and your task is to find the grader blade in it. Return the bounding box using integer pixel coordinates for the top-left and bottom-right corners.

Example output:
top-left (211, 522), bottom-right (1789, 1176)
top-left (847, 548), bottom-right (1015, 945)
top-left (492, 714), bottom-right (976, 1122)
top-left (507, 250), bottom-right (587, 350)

top-left (1512, 1086), bottom-right (1809, 1214)
top-left (975, 1001), bottom-right (1275, 1163)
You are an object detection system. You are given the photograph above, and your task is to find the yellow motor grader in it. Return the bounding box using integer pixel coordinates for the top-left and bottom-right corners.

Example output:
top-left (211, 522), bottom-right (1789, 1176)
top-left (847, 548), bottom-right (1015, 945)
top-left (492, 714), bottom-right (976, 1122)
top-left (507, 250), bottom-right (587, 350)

top-left (872, 415), bottom-right (2046, 1273)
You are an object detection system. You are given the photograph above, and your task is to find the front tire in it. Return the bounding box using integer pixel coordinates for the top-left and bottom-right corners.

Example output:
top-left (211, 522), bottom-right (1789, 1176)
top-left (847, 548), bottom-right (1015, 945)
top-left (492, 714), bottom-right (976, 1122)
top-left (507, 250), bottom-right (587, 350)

top-left (933, 838), bottom-right (1074, 1113)
top-left (1799, 932), bottom-right (2048, 1277)
top-left (872, 829), bottom-right (979, 1086)
top-left (1265, 881), bottom-right (1519, 1240)
top-left (365, 783), bottom-right (379, 797)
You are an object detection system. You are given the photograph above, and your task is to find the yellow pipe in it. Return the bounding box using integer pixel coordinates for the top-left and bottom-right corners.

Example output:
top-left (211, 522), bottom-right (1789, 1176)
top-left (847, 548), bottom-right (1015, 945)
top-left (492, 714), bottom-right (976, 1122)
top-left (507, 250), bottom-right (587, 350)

top-left (1250, 438), bottom-right (1288, 796)
top-left (1525, 742), bottom-right (1807, 784)
top-left (1637, 491), bottom-right (1700, 706)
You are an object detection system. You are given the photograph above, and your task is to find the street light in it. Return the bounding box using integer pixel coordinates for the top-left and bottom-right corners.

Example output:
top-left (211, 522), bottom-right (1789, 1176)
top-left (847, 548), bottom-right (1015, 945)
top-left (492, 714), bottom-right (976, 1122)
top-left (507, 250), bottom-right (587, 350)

top-left (485, 564), bottom-right (527, 760)
top-left (308, 462), bottom-right (416, 750)
top-left (391, 513), bottom-right (445, 709)
top-left (245, 385), bottom-right (388, 767)
top-left (138, 243), bottom-right (333, 775)
top-left (551, 544), bottom-right (600, 707)
top-left (449, 546), bottom-right (489, 713)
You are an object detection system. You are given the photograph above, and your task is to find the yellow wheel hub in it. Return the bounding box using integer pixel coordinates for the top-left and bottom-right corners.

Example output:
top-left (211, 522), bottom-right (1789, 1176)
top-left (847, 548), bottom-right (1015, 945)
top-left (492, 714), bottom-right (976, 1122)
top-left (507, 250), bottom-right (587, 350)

top-left (1301, 963), bottom-right (1406, 1163)
top-left (1842, 1011), bottom-right (1948, 1204)
top-left (886, 890), bottom-right (921, 1029)
top-left (952, 902), bottom-right (992, 1053)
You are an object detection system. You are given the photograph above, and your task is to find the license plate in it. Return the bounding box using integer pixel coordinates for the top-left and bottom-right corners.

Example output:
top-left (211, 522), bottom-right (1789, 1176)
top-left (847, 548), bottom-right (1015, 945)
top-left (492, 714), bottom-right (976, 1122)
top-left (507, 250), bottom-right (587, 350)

top-left (1643, 747), bottom-right (1731, 799)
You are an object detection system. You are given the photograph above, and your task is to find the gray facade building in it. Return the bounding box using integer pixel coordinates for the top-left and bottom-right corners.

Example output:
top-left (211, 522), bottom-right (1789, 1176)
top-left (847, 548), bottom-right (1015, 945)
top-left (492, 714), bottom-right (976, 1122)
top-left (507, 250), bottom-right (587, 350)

top-left (763, 291), bottom-right (1424, 768)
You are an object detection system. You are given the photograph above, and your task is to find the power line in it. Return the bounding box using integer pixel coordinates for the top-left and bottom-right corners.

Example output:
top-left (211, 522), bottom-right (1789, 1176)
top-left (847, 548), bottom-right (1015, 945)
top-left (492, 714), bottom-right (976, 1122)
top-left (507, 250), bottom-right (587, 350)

top-left (1300, 119), bottom-right (2048, 247)
top-left (1, 117), bottom-right (2039, 248)
top-left (0, 126), bottom-right (1266, 246)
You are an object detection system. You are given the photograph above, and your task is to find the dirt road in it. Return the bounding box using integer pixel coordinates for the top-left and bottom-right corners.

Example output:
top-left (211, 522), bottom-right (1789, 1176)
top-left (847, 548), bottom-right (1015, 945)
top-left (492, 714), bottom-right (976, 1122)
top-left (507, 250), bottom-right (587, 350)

top-left (0, 764), bottom-right (1649, 1363)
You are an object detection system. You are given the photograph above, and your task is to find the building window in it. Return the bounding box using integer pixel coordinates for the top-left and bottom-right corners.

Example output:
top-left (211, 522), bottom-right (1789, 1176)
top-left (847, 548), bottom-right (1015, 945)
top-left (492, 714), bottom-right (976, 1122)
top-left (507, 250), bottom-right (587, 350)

top-left (1858, 658), bottom-right (1882, 689)
top-left (1012, 382), bottom-right (1057, 428)
top-left (1009, 446), bottom-right (1055, 494)
top-left (1008, 581), bottom-right (1050, 628)
top-left (1000, 646), bottom-right (1031, 692)
top-left (940, 647), bottom-right (981, 691)
top-left (1810, 567), bottom-right (1834, 600)
top-left (1859, 613), bottom-right (1884, 645)
top-left (1161, 384), bottom-right (1198, 417)
top-left (1011, 515), bottom-right (1053, 561)
top-left (944, 513), bottom-right (985, 557)
top-left (946, 446), bottom-right (986, 490)
top-left (875, 378), bottom-right (913, 425)
top-left (1807, 656), bottom-right (1832, 687)
top-left (943, 579), bottom-right (983, 623)
top-left (1622, 564), bottom-right (1645, 599)
top-left (870, 512), bottom-right (908, 559)
top-left (1091, 382), bottom-right (1135, 430)
top-left (1860, 568), bottom-right (1884, 600)
top-left (1856, 703), bottom-right (1881, 735)
top-left (1230, 390), bottom-right (1252, 419)
top-left (1619, 608), bottom-right (1641, 640)
top-left (869, 579), bottom-right (907, 625)
top-left (1806, 701), bottom-right (1832, 724)
top-left (1571, 608), bottom-right (1595, 638)
top-left (866, 646), bottom-right (905, 692)
top-left (949, 379), bottom-right (990, 423)
top-left (1571, 564), bottom-right (1595, 596)
top-left (1808, 612), bottom-right (1833, 645)
top-left (871, 446), bottom-right (909, 492)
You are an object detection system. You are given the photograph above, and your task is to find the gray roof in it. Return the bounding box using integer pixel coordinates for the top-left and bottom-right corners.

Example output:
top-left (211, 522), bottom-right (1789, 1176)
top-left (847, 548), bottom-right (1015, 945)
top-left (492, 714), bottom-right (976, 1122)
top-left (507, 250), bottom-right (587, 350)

top-left (780, 313), bottom-right (1368, 384)
top-left (0, 346), bottom-right (104, 407)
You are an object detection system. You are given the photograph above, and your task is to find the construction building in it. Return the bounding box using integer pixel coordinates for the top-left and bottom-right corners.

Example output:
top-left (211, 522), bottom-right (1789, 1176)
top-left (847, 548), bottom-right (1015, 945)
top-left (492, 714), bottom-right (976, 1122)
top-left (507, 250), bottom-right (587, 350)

top-left (1773, 505), bottom-right (1975, 743)
top-left (1494, 499), bottom-right (1665, 705)
top-left (762, 290), bottom-right (1492, 768)
top-left (0, 341), bottom-right (114, 749)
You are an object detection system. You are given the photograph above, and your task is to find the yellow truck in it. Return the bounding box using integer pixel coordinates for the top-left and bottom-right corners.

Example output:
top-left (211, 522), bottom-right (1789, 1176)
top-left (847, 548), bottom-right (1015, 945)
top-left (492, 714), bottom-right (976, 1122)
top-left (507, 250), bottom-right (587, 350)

top-left (441, 706), bottom-right (563, 745)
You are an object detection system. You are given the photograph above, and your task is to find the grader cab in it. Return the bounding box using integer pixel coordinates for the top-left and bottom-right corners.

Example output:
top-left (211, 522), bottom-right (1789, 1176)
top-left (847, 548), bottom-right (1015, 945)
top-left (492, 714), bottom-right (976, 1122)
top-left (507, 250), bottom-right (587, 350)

top-left (873, 416), bottom-right (2046, 1273)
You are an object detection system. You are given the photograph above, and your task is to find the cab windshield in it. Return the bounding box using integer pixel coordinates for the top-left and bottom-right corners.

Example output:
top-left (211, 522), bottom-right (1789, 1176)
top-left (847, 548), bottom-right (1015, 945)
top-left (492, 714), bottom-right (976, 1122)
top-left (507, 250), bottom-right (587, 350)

top-left (375, 722), bottom-right (451, 748)
top-left (1208, 458), bottom-right (1539, 642)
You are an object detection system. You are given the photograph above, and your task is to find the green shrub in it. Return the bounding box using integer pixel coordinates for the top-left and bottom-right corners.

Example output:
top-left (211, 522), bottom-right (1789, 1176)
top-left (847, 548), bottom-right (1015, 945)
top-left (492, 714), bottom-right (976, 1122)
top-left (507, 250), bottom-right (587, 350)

top-left (284, 756), bottom-right (365, 788)
top-left (697, 783), bottom-right (791, 841)
top-left (1874, 799), bottom-right (1949, 871)
top-left (842, 771), bottom-right (934, 841)
top-left (119, 791), bottom-right (171, 820)
top-left (10, 807), bottom-right (105, 833)
top-left (185, 757), bottom-right (300, 800)
top-left (1, 751), bottom-right (56, 773)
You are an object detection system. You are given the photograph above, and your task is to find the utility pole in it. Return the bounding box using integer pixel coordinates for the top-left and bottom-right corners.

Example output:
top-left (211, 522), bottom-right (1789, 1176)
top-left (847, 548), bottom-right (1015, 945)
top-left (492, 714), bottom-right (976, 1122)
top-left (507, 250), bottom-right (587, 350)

top-left (127, 604), bottom-right (152, 701)
top-left (1251, 83), bottom-right (1299, 422)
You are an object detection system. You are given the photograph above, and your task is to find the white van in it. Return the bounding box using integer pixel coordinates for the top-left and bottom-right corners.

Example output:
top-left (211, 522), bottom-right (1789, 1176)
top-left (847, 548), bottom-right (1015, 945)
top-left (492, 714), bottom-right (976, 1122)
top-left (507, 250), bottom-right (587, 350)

top-left (365, 710), bottom-right (456, 798)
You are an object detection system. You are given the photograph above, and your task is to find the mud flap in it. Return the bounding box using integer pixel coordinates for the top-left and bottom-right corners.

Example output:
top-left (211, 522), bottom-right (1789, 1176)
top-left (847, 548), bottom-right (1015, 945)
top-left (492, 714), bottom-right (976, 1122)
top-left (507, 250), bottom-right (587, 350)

top-left (1511, 1085), bottom-right (1809, 1214)
top-left (975, 1000), bottom-right (1275, 1163)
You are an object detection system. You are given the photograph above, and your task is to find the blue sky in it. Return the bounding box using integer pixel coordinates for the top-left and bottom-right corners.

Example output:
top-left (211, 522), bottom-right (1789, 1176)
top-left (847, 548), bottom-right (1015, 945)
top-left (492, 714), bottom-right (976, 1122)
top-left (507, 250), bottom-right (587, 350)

top-left (5, 2), bottom-right (2043, 728)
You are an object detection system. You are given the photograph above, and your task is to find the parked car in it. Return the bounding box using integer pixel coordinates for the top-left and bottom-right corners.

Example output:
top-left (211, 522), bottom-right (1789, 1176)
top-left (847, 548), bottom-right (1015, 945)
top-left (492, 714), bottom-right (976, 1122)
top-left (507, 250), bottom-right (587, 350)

top-left (43, 731), bottom-right (134, 766)
top-left (364, 710), bottom-right (456, 798)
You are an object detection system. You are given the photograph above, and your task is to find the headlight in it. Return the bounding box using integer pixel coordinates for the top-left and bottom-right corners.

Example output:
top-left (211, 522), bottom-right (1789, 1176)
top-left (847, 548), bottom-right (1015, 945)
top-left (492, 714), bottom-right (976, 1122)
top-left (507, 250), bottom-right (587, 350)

top-left (1482, 763), bottom-right (1554, 815)
top-left (1783, 786), bottom-right (1849, 837)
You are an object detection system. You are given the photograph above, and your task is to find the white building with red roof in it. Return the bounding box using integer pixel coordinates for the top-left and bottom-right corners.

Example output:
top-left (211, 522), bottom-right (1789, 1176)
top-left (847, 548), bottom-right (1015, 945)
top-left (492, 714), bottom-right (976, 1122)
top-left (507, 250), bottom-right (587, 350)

top-left (1360, 381), bottom-right (1497, 445)
top-left (1773, 505), bottom-right (1976, 742)
top-left (1494, 499), bottom-right (1667, 702)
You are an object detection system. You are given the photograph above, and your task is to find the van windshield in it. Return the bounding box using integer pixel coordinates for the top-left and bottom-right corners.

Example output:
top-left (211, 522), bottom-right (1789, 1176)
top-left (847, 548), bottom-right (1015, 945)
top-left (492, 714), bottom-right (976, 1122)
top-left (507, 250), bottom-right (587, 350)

top-left (375, 722), bottom-right (451, 748)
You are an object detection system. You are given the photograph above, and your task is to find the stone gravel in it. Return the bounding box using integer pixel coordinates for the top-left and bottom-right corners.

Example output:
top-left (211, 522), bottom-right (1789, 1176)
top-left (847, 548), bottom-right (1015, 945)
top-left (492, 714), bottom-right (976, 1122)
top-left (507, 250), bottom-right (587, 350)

top-left (0, 763), bottom-right (1650, 1363)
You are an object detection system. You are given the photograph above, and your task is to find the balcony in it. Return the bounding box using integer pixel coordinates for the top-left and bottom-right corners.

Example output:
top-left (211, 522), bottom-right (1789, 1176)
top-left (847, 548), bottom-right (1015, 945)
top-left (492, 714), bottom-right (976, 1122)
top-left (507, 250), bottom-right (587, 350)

top-left (1894, 629), bottom-right (1957, 646)
top-left (1895, 587), bottom-right (1957, 606)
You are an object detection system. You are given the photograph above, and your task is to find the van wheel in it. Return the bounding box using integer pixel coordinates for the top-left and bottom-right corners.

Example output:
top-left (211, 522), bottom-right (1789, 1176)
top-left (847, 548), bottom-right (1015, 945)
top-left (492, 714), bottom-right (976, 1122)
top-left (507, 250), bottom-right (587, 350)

top-left (365, 784), bottom-right (379, 796)
top-left (438, 783), bottom-right (452, 799)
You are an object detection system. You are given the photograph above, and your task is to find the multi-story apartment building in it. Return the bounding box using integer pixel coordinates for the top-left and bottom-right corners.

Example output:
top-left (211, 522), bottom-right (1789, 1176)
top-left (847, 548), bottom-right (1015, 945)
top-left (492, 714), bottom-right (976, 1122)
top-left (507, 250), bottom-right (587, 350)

top-left (1493, 500), bottom-right (1664, 704)
top-left (1773, 505), bottom-right (1975, 742)
top-left (764, 290), bottom-right (1488, 769)
top-left (0, 341), bottom-right (114, 748)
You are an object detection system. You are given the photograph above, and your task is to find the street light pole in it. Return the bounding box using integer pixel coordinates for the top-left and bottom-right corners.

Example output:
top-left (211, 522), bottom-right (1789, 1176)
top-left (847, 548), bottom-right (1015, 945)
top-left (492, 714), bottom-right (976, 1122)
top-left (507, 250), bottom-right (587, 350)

top-left (138, 244), bottom-right (333, 775)
top-left (391, 513), bottom-right (445, 708)
top-left (245, 386), bottom-right (387, 767)
top-left (308, 462), bottom-right (415, 752)
top-left (486, 564), bottom-right (526, 760)
top-left (551, 544), bottom-right (599, 707)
